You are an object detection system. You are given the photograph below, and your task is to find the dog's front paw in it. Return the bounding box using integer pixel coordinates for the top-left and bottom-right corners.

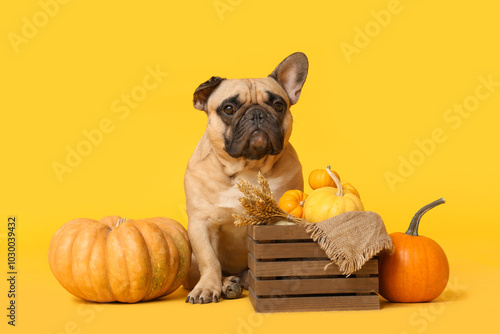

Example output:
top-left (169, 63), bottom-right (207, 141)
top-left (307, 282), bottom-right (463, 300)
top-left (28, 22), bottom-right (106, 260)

top-left (222, 276), bottom-right (242, 299)
top-left (185, 279), bottom-right (221, 304)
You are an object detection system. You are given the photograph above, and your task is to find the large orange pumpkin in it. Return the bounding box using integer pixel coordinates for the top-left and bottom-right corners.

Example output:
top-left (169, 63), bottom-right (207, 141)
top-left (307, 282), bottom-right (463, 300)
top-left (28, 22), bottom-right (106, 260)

top-left (48, 216), bottom-right (191, 303)
top-left (378, 198), bottom-right (448, 302)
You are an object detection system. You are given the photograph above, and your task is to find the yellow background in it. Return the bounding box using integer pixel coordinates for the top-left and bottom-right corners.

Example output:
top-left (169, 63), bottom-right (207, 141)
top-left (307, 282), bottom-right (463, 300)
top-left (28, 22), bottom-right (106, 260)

top-left (1, 0), bottom-right (499, 333)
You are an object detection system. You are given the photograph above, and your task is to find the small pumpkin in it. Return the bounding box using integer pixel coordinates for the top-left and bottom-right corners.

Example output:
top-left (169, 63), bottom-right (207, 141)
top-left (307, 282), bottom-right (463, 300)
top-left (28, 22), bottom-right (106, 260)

top-left (378, 198), bottom-right (448, 303)
top-left (308, 167), bottom-right (341, 190)
top-left (279, 190), bottom-right (308, 218)
top-left (303, 166), bottom-right (364, 223)
top-left (48, 216), bottom-right (191, 303)
top-left (308, 167), bottom-right (360, 198)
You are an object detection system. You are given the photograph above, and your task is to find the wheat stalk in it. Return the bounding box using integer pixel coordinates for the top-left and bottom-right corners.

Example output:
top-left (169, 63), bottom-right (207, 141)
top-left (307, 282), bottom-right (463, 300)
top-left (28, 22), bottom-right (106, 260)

top-left (233, 172), bottom-right (306, 226)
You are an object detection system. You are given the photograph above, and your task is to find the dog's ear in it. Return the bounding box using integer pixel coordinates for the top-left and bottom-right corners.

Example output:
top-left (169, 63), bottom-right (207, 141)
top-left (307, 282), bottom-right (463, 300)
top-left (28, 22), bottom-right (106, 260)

top-left (193, 76), bottom-right (226, 111)
top-left (269, 52), bottom-right (308, 105)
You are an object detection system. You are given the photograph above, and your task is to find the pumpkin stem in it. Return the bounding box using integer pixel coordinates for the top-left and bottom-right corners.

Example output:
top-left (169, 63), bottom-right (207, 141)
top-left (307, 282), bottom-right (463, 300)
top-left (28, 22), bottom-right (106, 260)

top-left (114, 217), bottom-right (127, 228)
top-left (325, 165), bottom-right (343, 196)
top-left (299, 200), bottom-right (305, 207)
top-left (406, 198), bottom-right (445, 236)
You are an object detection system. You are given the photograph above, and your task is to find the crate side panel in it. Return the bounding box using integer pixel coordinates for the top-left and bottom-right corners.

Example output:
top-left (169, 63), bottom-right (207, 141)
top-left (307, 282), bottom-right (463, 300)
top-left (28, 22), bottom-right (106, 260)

top-left (248, 238), bottom-right (328, 259)
top-left (248, 225), bottom-right (311, 241)
top-left (249, 288), bottom-right (380, 312)
top-left (251, 273), bottom-right (379, 296)
top-left (248, 255), bottom-right (378, 277)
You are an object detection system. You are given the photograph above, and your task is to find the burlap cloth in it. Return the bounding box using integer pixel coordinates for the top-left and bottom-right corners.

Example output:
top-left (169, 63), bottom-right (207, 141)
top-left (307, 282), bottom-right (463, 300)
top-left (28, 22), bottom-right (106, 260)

top-left (302, 211), bottom-right (393, 276)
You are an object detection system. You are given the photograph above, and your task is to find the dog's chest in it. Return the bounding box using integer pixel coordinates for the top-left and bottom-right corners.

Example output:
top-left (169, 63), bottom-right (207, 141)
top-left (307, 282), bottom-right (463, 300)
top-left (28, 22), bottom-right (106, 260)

top-left (217, 185), bottom-right (243, 210)
top-left (208, 187), bottom-right (243, 226)
top-left (215, 171), bottom-right (280, 220)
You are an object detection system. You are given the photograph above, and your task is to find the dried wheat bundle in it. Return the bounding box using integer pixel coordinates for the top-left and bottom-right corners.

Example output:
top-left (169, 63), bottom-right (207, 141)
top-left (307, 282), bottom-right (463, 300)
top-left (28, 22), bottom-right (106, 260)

top-left (232, 172), bottom-right (305, 226)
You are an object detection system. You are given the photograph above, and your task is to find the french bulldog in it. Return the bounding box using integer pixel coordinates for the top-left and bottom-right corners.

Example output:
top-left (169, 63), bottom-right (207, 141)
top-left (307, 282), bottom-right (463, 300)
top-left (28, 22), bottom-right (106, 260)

top-left (184, 52), bottom-right (308, 304)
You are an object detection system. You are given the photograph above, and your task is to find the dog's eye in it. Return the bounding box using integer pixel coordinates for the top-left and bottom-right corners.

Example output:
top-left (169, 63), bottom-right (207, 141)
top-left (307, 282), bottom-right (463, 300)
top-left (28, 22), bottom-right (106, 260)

top-left (274, 102), bottom-right (284, 112)
top-left (223, 105), bottom-right (235, 115)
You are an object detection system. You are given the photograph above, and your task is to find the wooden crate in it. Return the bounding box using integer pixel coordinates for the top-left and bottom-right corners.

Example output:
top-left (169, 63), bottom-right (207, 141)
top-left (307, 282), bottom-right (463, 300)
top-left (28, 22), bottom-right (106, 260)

top-left (247, 224), bottom-right (380, 312)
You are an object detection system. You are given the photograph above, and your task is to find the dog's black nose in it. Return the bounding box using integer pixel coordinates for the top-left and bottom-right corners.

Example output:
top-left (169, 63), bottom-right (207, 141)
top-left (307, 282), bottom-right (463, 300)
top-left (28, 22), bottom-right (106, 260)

top-left (248, 109), bottom-right (266, 124)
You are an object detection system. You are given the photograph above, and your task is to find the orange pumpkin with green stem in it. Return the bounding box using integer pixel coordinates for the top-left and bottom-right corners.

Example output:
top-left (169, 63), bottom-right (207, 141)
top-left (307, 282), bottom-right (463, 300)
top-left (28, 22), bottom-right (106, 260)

top-left (378, 198), bottom-right (449, 302)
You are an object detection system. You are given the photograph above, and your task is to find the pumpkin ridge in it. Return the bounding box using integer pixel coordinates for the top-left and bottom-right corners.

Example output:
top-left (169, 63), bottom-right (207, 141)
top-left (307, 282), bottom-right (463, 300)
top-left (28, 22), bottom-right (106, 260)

top-left (69, 227), bottom-right (89, 299)
top-left (152, 217), bottom-right (189, 242)
top-left (48, 223), bottom-right (69, 287)
top-left (149, 225), bottom-right (174, 300)
top-left (155, 226), bottom-right (179, 299)
top-left (101, 227), bottom-right (115, 301)
top-left (419, 236), bottom-right (432, 302)
top-left (115, 225), bottom-right (133, 302)
top-left (123, 222), bottom-right (156, 302)
top-left (133, 222), bottom-right (159, 302)
top-left (427, 238), bottom-right (437, 301)
top-left (137, 225), bottom-right (155, 300)
top-left (401, 235), bottom-right (411, 299)
top-left (159, 223), bottom-right (190, 297)
top-left (50, 220), bottom-right (96, 300)
top-left (49, 220), bottom-right (87, 286)
top-left (82, 226), bottom-right (101, 301)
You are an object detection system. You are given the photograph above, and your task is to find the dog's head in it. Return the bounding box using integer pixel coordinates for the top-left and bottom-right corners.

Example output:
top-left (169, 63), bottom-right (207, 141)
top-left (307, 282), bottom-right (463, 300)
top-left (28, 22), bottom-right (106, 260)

top-left (193, 52), bottom-right (308, 161)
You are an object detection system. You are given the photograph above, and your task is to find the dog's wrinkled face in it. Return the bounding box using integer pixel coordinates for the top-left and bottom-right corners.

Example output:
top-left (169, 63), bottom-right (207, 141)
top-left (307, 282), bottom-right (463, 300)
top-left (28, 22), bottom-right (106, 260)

top-left (193, 53), bottom-right (308, 161)
top-left (206, 78), bottom-right (290, 160)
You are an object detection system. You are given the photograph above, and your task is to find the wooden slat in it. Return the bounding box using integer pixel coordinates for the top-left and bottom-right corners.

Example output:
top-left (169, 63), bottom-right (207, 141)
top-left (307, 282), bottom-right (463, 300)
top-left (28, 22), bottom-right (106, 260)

top-left (248, 253), bottom-right (378, 277)
top-left (247, 224), bottom-right (311, 241)
top-left (249, 287), bottom-right (380, 312)
top-left (248, 237), bottom-right (327, 259)
top-left (249, 271), bottom-right (378, 296)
